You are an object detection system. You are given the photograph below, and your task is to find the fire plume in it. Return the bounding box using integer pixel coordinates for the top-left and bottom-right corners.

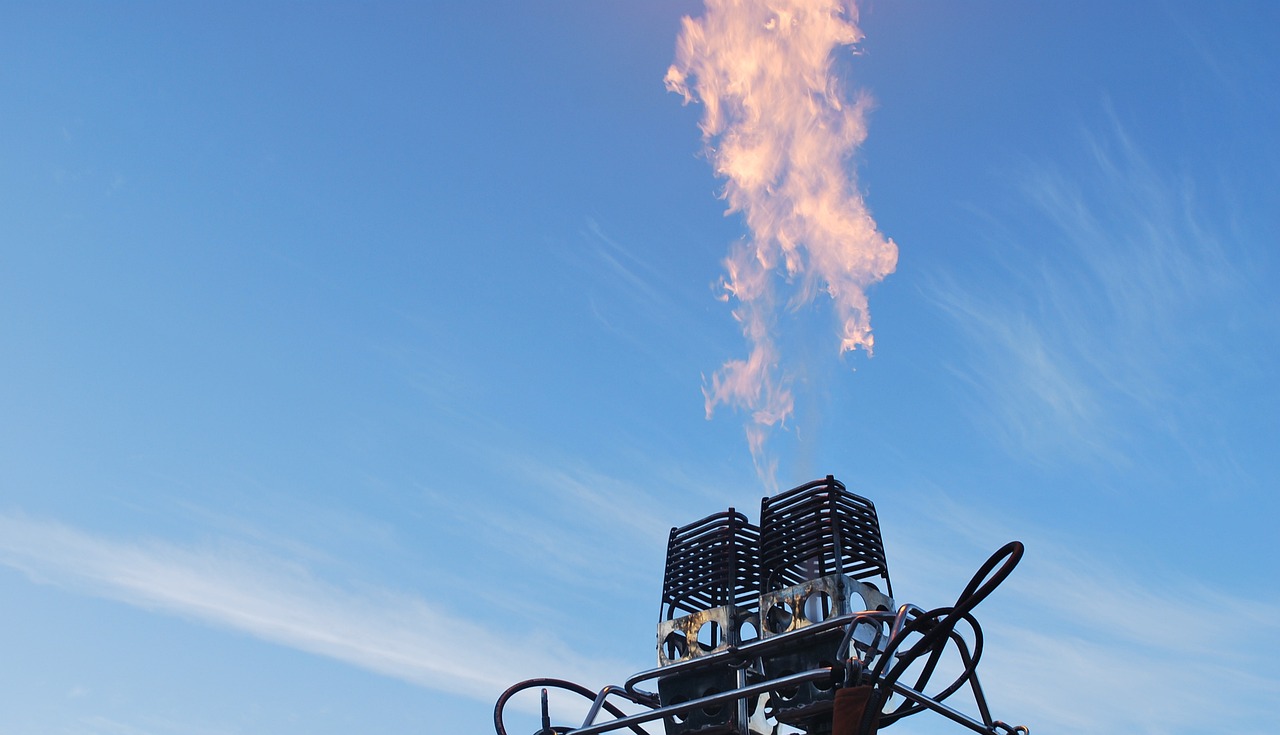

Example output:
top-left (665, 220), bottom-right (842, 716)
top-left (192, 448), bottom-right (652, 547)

top-left (667, 0), bottom-right (897, 484)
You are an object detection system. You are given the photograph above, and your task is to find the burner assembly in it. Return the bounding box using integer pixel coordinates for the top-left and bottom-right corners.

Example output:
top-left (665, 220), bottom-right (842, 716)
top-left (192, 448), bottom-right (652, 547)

top-left (494, 476), bottom-right (1030, 735)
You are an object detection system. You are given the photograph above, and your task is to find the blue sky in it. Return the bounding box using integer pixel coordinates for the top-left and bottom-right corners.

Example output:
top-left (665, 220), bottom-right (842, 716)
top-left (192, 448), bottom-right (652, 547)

top-left (2, 2), bottom-right (1277, 734)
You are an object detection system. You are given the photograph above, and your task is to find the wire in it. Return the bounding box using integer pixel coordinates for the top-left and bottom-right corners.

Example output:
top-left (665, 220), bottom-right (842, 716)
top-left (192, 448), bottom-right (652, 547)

top-left (493, 678), bottom-right (653, 735)
top-left (873, 541), bottom-right (1023, 726)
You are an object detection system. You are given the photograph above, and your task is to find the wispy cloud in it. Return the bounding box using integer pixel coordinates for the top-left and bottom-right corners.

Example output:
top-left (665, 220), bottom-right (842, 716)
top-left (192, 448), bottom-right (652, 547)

top-left (928, 112), bottom-right (1252, 467)
top-left (414, 447), bottom-right (674, 605)
top-left (67, 714), bottom-right (239, 735)
top-left (559, 218), bottom-right (712, 377)
top-left (580, 218), bottom-right (676, 319)
top-left (929, 275), bottom-right (1112, 463)
top-left (0, 513), bottom-right (628, 711)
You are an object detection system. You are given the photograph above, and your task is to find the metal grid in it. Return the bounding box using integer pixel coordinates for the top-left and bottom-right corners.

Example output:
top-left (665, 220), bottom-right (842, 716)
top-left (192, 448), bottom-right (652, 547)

top-left (758, 476), bottom-right (892, 598)
top-left (660, 508), bottom-right (761, 620)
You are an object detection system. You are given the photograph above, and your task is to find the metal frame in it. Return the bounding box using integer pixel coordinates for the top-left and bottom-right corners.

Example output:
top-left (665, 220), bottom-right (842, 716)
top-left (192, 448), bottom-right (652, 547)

top-left (492, 479), bottom-right (1030, 735)
top-left (564, 605), bottom-right (1026, 735)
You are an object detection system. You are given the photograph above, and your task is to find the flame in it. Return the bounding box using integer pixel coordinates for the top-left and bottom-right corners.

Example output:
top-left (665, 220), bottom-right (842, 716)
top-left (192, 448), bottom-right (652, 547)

top-left (668, 0), bottom-right (897, 487)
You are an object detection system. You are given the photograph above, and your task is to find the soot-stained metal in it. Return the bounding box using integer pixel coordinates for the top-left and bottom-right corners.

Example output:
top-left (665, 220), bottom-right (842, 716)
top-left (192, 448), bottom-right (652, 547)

top-left (494, 475), bottom-right (1031, 735)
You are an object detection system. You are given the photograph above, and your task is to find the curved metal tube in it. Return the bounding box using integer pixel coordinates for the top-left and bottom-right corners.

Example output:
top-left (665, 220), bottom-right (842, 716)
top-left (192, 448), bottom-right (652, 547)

top-left (575, 668), bottom-right (834, 735)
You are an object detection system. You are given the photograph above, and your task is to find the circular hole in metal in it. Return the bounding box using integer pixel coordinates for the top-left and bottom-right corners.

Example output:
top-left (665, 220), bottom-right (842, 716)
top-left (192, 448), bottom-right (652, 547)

top-left (701, 687), bottom-right (723, 717)
top-left (738, 617), bottom-right (759, 644)
top-left (812, 660), bottom-right (835, 691)
top-left (849, 590), bottom-right (864, 612)
top-left (773, 670), bottom-right (799, 701)
top-left (669, 695), bottom-right (689, 723)
top-left (662, 630), bottom-right (688, 661)
top-left (804, 590), bottom-right (833, 622)
top-left (766, 600), bottom-right (794, 634)
top-left (696, 620), bottom-right (721, 652)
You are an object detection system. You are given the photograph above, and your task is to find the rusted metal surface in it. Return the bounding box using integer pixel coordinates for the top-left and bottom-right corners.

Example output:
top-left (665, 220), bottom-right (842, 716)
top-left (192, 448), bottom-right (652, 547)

top-left (758, 573), bottom-right (893, 638)
top-left (657, 604), bottom-right (757, 666)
